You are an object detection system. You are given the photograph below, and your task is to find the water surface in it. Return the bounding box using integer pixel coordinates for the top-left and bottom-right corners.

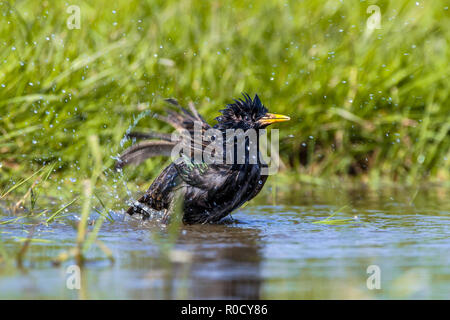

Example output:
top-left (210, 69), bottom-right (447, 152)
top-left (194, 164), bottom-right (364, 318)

top-left (0, 185), bottom-right (449, 299)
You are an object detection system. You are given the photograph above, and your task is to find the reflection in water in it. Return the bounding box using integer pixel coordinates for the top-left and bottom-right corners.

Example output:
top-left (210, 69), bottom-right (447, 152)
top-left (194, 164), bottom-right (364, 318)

top-left (95, 218), bottom-right (264, 299)
top-left (177, 224), bottom-right (263, 299)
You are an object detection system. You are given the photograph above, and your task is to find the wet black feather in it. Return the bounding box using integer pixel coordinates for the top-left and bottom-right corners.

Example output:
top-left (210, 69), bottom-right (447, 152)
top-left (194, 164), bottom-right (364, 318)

top-left (120, 94), bottom-right (273, 224)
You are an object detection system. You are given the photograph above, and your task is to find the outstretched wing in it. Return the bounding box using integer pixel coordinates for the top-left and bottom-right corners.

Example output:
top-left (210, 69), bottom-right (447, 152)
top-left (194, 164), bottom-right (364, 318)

top-left (115, 98), bottom-right (211, 169)
top-left (115, 140), bottom-right (175, 169)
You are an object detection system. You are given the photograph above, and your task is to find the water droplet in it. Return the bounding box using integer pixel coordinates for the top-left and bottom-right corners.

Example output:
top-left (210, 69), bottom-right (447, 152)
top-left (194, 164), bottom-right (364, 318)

top-left (417, 154), bottom-right (425, 164)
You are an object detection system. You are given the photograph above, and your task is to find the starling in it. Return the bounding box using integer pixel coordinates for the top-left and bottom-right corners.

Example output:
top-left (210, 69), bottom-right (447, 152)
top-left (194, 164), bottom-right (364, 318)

top-left (116, 94), bottom-right (290, 224)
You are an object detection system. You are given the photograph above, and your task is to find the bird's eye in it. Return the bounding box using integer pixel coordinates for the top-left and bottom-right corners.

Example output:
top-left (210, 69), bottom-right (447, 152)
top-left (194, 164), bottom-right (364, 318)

top-left (244, 115), bottom-right (250, 121)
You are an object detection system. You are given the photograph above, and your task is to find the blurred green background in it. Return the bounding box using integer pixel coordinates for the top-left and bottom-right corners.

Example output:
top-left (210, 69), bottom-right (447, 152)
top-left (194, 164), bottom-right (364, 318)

top-left (0, 0), bottom-right (449, 193)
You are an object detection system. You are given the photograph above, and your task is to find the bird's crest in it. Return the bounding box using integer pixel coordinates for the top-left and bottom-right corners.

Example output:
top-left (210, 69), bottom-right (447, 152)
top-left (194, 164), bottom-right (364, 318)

top-left (215, 93), bottom-right (268, 129)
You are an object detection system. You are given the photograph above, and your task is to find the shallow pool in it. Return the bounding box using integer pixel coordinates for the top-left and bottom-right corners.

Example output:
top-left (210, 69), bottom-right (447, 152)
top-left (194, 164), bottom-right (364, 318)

top-left (0, 185), bottom-right (449, 299)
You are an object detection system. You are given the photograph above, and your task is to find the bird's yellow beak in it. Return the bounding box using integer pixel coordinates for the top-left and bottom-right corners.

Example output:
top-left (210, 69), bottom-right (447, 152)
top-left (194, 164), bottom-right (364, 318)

top-left (257, 113), bottom-right (291, 126)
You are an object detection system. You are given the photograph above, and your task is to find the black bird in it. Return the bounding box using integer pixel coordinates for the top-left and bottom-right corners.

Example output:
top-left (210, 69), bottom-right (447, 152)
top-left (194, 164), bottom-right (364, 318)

top-left (116, 94), bottom-right (290, 224)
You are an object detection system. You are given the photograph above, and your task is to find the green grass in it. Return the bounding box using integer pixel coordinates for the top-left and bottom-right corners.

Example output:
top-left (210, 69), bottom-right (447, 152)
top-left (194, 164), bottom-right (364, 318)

top-left (0, 134), bottom-right (114, 270)
top-left (0, 0), bottom-right (449, 195)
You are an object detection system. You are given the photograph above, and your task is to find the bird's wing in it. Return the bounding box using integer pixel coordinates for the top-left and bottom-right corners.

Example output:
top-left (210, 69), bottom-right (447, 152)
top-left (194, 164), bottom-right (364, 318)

top-left (115, 140), bottom-right (175, 169)
top-left (157, 98), bottom-right (211, 137)
top-left (125, 131), bottom-right (173, 141)
top-left (173, 156), bottom-right (232, 191)
top-left (127, 163), bottom-right (182, 214)
top-left (116, 98), bottom-right (211, 169)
